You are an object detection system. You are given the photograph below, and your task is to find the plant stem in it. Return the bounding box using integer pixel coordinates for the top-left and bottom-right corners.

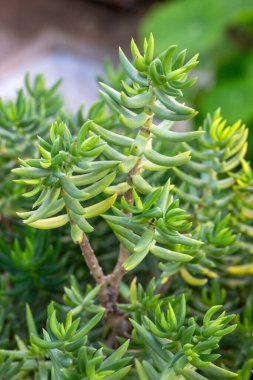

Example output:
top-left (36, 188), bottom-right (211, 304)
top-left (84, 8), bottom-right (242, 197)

top-left (79, 233), bottom-right (124, 309)
top-left (107, 243), bottom-right (128, 294)
top-left (80, 234), bottom-right (104, 284)
top-left (79, 234), bottom-right (108, 306)
top-left (108, 160), bottom-right (141, 295)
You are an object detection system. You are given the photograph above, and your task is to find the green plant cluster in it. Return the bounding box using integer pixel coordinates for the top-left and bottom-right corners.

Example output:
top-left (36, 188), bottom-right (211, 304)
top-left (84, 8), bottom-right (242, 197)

top-left (0, 34), bottom-right (252, 379)
top-left (0, 74), bottom-right (63, 219)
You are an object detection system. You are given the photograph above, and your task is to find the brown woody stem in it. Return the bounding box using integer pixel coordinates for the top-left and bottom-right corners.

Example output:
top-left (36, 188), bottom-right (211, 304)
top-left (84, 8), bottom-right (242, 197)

top-left (80, 234), bottom-right (105, 284)
top-left (79, 233), bottom-right (125, 310)
top-left (79, 234), bottom-right (109, 306)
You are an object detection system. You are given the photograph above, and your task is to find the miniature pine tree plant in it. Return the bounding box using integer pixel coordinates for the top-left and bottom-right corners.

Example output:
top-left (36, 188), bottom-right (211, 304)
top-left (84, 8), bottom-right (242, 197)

top-left (0, 34), bottom-right (252, 379)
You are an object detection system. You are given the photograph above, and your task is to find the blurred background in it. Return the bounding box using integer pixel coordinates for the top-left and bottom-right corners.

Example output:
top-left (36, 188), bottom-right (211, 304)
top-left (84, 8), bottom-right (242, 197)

top-left (0, 0), bottom-right (153, 110)
top-left (0, 0), bottom-right (253, 155)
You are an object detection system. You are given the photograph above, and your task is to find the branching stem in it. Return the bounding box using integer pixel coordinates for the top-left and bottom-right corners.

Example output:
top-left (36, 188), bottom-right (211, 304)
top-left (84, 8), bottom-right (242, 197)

top-left (79, 234), bottom-right (105, 285)
top-left (107, 160), bottom-right (142, 294)
top-left (79, 111), bottom-right (154, 341)
top-left (79, 234), bottom-right (109, 306)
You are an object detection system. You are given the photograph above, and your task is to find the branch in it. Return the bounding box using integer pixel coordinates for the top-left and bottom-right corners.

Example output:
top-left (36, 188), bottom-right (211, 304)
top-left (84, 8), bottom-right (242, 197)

top-left (79, 234), bottom-right (105, 284)
top-left (79, 234), bottom-right (109, 306)
top-left (107, 243), bottom-right (128, 294)
top-left (108, 160), bottom-right (142, 293)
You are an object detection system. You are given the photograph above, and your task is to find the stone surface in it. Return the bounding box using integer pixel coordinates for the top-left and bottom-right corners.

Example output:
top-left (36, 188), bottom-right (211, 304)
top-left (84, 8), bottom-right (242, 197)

top-left (0, 33), bottom-right (104, 110)
top-left (0, 0), bottom-right (152, 109)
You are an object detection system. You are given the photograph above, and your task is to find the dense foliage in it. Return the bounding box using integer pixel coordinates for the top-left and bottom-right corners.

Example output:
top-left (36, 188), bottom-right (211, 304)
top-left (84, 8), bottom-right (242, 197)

top-left (0, 34), bottom-right (252, 379)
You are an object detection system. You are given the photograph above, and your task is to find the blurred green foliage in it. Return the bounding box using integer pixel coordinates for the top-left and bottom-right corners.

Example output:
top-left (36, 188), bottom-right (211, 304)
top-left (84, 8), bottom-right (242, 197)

top-left (140, 0), bottom-right (253, 156)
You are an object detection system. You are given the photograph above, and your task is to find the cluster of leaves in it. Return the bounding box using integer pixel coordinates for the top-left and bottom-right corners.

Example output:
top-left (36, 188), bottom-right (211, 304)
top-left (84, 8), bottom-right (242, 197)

top-left (166, 109), bottom-right (252, 285)
top-left (0, 34), bottom-right (252, 379)
top-left (0, 228), bottom-right (73, 348)
top-left (0, 74), bottom-right (63, 219)
top-left (0, 229), bottom-right (67, 302)
top-left (126, 280), bottom-right (237, 380)
top-left (0, 278), bottom-right (239, 380)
